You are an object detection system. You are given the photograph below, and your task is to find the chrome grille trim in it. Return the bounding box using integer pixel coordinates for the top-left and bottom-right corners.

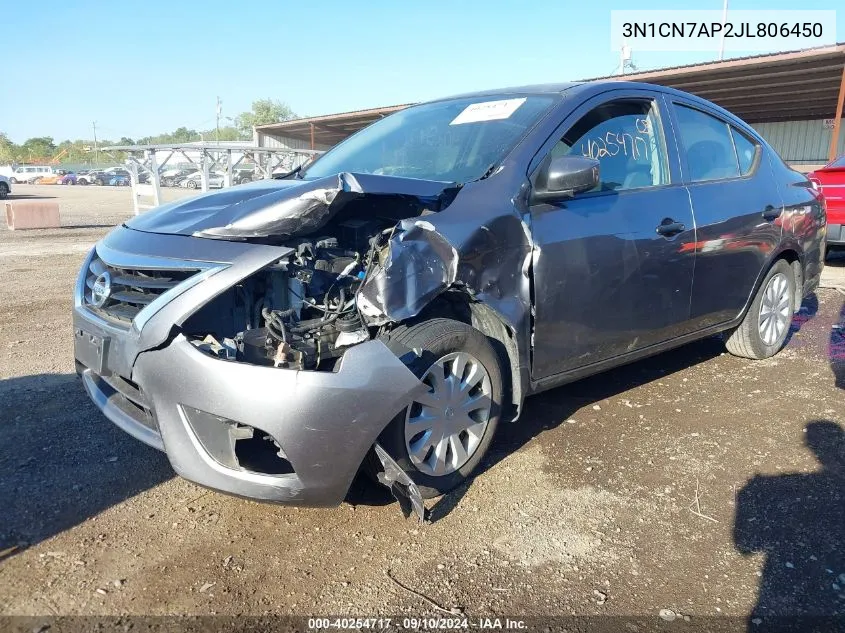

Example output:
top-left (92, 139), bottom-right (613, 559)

top-left (83, 259), bottom-right (200, 326)
top-left (76, 245), bottom-right (226, 331)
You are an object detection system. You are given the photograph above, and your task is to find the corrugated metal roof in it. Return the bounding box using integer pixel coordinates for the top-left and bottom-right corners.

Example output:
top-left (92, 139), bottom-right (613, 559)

top-left (255, 104), bottom-right (413, 146)
top-left (587, 42), bottom-right (845, 81)
top-left (587, 43), bottom-right (845, 123)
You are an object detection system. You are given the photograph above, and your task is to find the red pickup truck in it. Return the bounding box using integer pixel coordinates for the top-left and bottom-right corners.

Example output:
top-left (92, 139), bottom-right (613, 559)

top-left (809, 155), bottom-right (845, 252)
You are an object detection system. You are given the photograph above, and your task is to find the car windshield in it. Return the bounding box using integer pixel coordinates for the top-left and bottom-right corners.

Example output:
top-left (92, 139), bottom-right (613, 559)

top-left (302, 95), bottom-right (557, 183)
top-left (828, 156), bottom-right (845, 168)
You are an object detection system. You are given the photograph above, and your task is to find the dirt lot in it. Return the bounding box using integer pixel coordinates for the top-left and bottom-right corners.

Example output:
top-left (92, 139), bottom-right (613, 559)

top-left (1, 184), bottom-right (843, 627)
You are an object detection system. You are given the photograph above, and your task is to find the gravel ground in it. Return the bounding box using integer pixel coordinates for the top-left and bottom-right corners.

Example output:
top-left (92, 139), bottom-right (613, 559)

top-left (0, 184), bottom-right (843, 626)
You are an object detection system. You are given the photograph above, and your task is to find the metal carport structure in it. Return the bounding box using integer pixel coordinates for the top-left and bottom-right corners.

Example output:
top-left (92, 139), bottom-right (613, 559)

top-left (255, 104), bottom-right (412, 150)
top-left (590, 43), bottom-right (845, 163)
top-left (100, 143), bottom-right (321, 215)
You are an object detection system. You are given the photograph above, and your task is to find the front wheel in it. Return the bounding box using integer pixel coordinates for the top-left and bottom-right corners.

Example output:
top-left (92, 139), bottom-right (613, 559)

top-left (724, 259), bottom-right (795, 360)
top-left (374, 318), bottom-right (502, 499)
top-left (0, 182), bottom-right (8, 198)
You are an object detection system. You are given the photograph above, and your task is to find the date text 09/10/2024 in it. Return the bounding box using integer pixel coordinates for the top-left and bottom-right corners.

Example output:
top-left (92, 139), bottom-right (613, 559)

top-left (307, 617), bottom-right (527, 630)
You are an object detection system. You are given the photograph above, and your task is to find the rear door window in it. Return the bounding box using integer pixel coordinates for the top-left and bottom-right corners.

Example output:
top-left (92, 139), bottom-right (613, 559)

top-left (549, 98), bottom-right (670, 192)
top-left (674, 104), bottom-right (740, 182)
top-left (730, 128), bottom-right (758, 176)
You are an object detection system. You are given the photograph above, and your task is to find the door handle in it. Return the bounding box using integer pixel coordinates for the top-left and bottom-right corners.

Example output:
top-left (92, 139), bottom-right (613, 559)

top-left (656, 218), bottom-right (685, 237)
top-left (762, 205), bottom-right (782, 221)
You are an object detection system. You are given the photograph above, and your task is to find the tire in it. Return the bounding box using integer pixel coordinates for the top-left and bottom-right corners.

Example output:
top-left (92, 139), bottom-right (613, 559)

top-left (78, 178), bottom-right (88, 185)
top-left (9, 178), bottom-right (18, 184)
top-left (95, 178), bottom-right (104, 186)
top-left (373, 318), bottom-right (502, 499)
top-left (0, 182), bottom-right (8, 199)
top-left (187, 180), bottom-right (197, 189)
top-left (724, 259), bottom-right (795, 360)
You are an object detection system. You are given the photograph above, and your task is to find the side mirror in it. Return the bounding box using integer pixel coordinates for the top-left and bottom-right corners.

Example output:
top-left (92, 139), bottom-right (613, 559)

top-left (533, 155), bottom-right (600, 202)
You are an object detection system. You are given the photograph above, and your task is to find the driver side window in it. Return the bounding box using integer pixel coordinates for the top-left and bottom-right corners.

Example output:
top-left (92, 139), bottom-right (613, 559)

top-left (550, 99), bottom-right (670, 193)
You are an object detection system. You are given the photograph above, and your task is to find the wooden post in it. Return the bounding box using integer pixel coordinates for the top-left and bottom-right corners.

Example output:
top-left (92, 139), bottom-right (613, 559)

top-left (828, 62), bottom-right (845, 162)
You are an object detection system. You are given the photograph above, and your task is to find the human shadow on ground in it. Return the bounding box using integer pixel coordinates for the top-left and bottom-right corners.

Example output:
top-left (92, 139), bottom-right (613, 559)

top-left (733, 296), bottom-right (845, 631)
top-left (0, 373), bottom-right (173, 561)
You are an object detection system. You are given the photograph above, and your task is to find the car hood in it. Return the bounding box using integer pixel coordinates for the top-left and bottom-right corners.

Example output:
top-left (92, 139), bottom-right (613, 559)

top-left (125, 172), bottom-right (457, 240)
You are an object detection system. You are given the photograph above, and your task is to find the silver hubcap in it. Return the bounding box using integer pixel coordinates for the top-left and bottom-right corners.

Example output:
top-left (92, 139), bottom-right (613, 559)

top-left (758, 272), bottom-right (791, 346)
top-left (405, 351), bottom-right (492, 477)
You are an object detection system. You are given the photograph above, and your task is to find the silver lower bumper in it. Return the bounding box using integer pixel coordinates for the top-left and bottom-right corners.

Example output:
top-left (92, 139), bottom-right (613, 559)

top-left (75, 313), bottom-right (424, 507)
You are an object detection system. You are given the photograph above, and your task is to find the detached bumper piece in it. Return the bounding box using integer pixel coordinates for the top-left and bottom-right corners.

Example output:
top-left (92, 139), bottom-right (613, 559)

top-left (374, 443), bottom-right (428, 523)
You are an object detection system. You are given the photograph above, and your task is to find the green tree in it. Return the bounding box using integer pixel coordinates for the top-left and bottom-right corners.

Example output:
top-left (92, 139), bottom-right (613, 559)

top-left (203, 125), bottom-right (242, 142)
top-left (235, 99), bottom-right (296, 137)
top-left (0, 132), bottom-right (18, 162)
top-left (21, 136), bottom-right (57, 161)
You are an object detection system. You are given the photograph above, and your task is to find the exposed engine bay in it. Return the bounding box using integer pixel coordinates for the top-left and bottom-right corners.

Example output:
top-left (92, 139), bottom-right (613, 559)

top-left (175, 174), bottom-right (466, 372)
top-left (184, 215), bottom-right (421, 371)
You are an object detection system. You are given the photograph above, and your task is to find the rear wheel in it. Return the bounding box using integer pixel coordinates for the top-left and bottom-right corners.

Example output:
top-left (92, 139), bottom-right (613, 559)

top-left (9, 178), bottom-right (18, 184)
top-left (725, 259), bottom-right (795, 359)
top-left (0, 182), bottom-right (8, 198)
top-left (374, 318), bottom-right (502, 499)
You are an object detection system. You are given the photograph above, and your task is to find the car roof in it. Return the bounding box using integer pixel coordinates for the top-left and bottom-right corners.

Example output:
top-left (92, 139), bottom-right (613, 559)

top-left (429, 80), bottom-right (724, 109)
top-left (427, 80), bottom-right (758, 137)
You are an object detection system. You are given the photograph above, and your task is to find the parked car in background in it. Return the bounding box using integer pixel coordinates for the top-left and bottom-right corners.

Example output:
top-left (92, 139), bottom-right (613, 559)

top-left (34, 169), bottom-right (76, 185)
top-left (76, 170), bottom-right (94, 185)
top-left (160, 168), bottom-right (196, 187)
top-left (180, 171), bottom-right (224, 189)
top-left (808, 155), bottom-right (845, 254)
top-left (0, 175), bottom-right (10, 198)
top-left (60, 171), bottom-right (78, 185)
top-left (77, 170), bottom-right (106, 185)
top-left (233, 168), bottom-right (256, 185)
top-left (95, 169), bottom-right (128, 186)
top-left (10, 165), bottom-right (54, 183)
top-left (73, 82), bottom-right (824, 514)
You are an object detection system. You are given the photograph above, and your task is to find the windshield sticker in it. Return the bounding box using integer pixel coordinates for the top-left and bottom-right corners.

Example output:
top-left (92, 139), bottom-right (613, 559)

top-left (450, 98), bottom-right (527, 125)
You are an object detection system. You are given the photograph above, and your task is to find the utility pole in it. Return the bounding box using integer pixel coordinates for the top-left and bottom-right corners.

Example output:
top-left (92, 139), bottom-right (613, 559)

top-left (216, 97), bottom-right (222, 143)
top-left (719, 0), bottom-right (729, 60)
top-left (92, 121), bottom-right (99, 166)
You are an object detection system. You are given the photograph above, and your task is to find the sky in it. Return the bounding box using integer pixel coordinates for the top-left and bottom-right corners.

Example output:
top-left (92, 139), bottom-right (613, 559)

top-left (2, 0), bottom-right (843, 144)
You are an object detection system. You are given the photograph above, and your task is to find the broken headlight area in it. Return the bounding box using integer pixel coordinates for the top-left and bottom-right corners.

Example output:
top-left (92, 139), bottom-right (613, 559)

top-left (183, 220), bottom-right (391, 371)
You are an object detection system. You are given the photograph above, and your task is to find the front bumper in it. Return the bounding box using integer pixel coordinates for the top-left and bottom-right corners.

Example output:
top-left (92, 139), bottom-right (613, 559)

top-left (74, 227), bottom-right (423, 506)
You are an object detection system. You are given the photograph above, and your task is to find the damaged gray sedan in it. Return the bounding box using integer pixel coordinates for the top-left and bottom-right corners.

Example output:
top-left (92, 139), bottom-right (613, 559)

top-left (74, 82), bottom-right (824, 516)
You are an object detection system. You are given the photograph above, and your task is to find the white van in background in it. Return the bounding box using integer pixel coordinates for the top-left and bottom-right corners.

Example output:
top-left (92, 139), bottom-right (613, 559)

top-left (10, 165), bottom-right (54, 183)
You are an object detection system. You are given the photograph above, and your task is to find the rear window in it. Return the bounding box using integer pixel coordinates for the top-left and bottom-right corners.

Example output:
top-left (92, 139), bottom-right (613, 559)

top-left (674, 104), bottom-right (740, 182)
top-left (730, 128), bottom-right (758, 176)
